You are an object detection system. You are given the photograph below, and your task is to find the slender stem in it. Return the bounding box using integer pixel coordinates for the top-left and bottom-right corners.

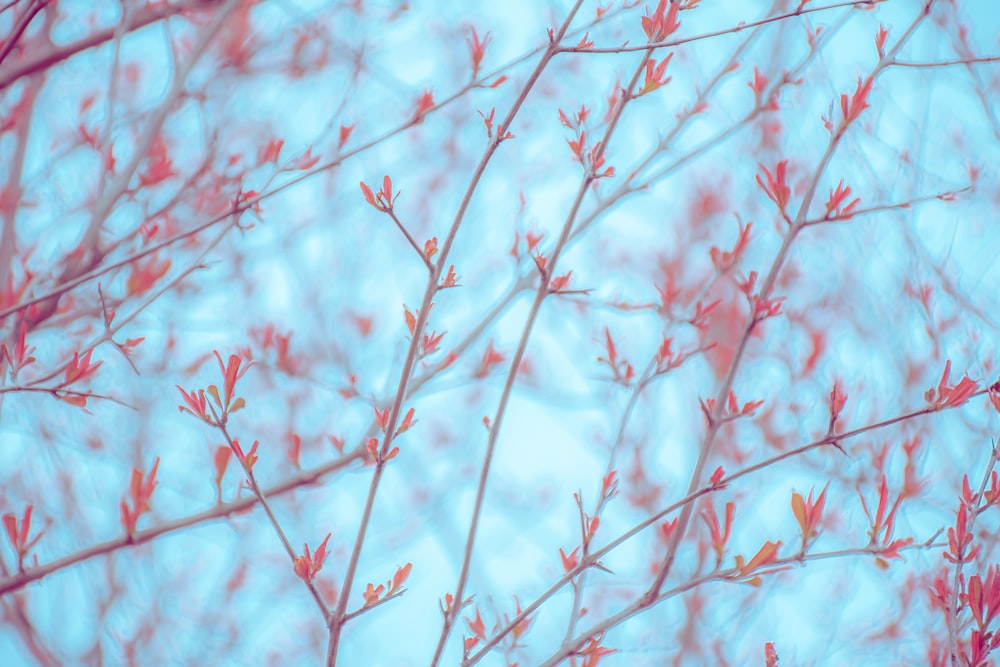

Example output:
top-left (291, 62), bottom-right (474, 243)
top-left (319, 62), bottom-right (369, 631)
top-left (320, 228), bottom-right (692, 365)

top-left (209, 405), bottom-right (330, 620)
top-left (538, 535), bottom-right (943, 667)
top-left (386, 209), bottom-right (434, 272)
top-left (426, 5), bottom-right (595, 664)
top-left (892, 55), bottom-right (1000, 68)
top-left (564, 0), bottom-right (879, 55)
top-left (326, 5), bottom-right (590, 662)
top-left (644, 0), bottom-right (936, 603)
top-left (0, 444), bottom-right (362, 597)
top-left (465, 394), bottom-right (968, 663)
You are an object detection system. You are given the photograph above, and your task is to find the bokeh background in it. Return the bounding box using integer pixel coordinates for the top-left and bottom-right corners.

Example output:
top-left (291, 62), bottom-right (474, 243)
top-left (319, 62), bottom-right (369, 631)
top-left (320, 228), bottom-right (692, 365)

top-left (2, 0), bottom-right (1000, 664)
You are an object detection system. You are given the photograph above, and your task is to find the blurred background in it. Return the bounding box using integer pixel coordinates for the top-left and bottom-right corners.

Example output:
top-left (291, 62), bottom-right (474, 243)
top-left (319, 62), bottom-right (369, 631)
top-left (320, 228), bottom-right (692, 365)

top-left (2, 0), bottom-right (1000, 664)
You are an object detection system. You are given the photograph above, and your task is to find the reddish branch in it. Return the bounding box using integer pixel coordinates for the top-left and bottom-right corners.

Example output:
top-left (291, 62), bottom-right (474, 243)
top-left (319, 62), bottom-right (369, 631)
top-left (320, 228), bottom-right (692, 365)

top-left (644, 0), bottom-right (937, 609)
top-left (0, 0), bottom-right (227, 90)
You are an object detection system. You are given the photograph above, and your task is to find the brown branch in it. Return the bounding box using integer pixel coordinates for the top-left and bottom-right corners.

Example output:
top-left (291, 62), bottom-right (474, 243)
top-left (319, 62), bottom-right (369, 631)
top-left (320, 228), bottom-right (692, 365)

top-left (210, 410), bottom-right (331, 621)
top-left (0, 448), bottom-right (363, 597)
top-left (540, 535), bottom-right (941, 667)
top-left (560, 0), bottom-right (880, 55)
top-left (466, 389), bottom-right (981, 664)
top-left (0, 0), bottom-right (225, 90)
top-left (0, 0), bottom-right (46, 72)
top-left (327, 4), bottom-right (591, 664)
top-left (891, 55), bottom-right (1000, 68)
top-left (800, 185), bottom-right (973, 227)
top-left (643, 0), bottom-right (935, 604)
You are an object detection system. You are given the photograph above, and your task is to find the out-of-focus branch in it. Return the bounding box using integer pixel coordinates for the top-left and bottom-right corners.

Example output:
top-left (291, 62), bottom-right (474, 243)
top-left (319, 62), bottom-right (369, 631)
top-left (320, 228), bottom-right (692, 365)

top-left (0, 447), bottom-right (363, 597)
top-left (0, 0), bottom-right (225, 90)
